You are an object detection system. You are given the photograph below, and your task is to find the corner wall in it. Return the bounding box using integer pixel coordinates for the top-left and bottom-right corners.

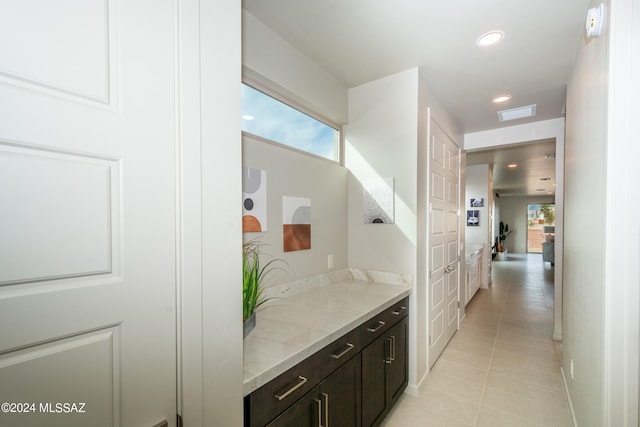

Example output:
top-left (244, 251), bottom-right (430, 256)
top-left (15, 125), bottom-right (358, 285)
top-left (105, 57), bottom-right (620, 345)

top-left (242, 136), bottom-right (349, 282)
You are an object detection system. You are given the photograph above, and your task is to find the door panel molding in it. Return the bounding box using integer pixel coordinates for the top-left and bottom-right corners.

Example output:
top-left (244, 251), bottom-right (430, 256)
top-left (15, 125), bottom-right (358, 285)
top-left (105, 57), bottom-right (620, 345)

top-left (0, 143), bottom-right (120, 286)
top-left (0, 327), bottom-right (121, 427)
top-left (428, 116), bottom-right (460, 368)
top-left (0, 0), bottom-right (115, 104)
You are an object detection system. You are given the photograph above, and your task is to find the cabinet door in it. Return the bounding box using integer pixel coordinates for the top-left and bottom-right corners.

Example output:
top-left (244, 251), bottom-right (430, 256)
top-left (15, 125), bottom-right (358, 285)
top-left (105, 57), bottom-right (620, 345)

top-left (266, 391), bottom-right (319, 427)
top-left (268, 356), bottom-right (361, 427)
top-left (361, 333), bottom-right (388, 426)
top-left (388, 317), bottom-right (408, 405)
top-left (362, 317), bottom-right (409, 427)
top-left (321, 355), bottom-right (361, 427)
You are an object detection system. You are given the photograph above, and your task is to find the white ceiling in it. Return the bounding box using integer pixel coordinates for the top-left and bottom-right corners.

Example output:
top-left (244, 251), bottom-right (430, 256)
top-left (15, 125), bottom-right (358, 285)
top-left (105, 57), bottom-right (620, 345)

top-left (242, 0), bottom-right (589, 196)
top-left (466, 139), bottom-right (557, 198)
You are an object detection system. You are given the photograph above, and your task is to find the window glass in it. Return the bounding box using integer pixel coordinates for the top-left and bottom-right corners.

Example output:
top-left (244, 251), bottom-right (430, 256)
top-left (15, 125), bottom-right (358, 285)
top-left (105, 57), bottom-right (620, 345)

top-left (527, 204), bottom-right (555, 253)
top-left (241, 83), bottom-right (339, 161)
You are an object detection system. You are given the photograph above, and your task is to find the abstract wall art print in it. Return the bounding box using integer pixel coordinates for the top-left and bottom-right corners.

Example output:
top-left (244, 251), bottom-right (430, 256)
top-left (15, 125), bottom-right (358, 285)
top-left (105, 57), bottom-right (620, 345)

top-left (283, 196), bottom-right (311, 252)
top-left (467, 210), bottom-right (480, 226)
top-left (363, 177), bottom-right (395, 224)
top-left (242, 166), bottom-right (267, 232)
top-left (470, 198), bottom-right (484, 207)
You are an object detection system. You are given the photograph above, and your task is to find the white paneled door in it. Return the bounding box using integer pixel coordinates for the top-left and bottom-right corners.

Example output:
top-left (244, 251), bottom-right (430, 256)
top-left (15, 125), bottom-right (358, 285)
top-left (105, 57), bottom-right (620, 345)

top-left (427, 119), bottom-right (460, 369)
top-left (0, 1), bottom-right (177, 426)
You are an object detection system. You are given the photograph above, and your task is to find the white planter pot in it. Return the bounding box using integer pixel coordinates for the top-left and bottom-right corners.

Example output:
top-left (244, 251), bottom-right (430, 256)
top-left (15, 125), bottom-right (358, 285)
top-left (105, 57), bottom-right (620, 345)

top-left (496, 250), bottom-right (507, 261)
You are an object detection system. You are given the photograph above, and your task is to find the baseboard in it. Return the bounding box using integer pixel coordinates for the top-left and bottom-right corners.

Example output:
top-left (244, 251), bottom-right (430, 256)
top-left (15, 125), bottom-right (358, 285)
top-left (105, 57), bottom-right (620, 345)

top-left (560, 366), bottom-right (578, 427)
top-left (404, 370), bottom-right (429, 397)
top-left (404, 383), bottom-right (419, 396)
top-left (553, 332), bottom-right (563, 341)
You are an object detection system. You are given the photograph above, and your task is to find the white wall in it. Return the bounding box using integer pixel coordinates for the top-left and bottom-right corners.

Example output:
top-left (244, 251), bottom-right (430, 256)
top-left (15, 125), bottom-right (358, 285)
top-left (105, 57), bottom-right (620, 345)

top-left (497, 196), bottom-right (554, 254)
top-left (564, 0), bottom-right (640, 424)
top-left (563, 1), bottom-right (609, 423)
top-left (242, 11), bottom-right (348, 125)
top-left (465, 164), bottom-right (490, 246)
top-left (346, 70), bottom-right (419, 275)
top-left (242, 136), bottom-right (348, 282)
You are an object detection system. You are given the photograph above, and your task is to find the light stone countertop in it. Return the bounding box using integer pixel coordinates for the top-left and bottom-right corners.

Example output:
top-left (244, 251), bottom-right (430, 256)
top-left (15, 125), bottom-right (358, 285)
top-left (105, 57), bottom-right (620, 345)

top-left (465, 241), bottom-right (485, 257)
top-left (243, 270), bottom-right (412, 396)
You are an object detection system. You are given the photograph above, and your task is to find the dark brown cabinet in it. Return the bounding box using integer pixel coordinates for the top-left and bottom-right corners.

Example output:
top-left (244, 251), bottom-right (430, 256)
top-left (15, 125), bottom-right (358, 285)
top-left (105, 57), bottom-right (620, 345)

top-left (267, 355), bottom-right (361, 427)
top-left (361, 317), bottom-right (408, 427)
top-left (245, 297), bottom-right (409, 427)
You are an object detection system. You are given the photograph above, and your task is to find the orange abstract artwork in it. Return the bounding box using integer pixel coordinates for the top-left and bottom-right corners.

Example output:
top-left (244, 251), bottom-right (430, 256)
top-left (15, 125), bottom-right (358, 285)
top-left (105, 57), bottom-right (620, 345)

top-left (282, 196), bottom-right (311, 252)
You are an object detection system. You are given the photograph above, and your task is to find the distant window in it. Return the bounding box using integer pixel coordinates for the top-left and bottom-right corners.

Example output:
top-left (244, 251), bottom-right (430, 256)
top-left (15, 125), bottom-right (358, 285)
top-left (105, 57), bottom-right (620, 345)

top-left (241, 83), bottom-right (340, 161)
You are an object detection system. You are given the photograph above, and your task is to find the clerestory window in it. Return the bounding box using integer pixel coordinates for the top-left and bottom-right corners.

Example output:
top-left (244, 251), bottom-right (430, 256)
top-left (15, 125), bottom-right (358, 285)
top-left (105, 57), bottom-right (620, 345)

top-left (241, 83), bottom-right (340, 162)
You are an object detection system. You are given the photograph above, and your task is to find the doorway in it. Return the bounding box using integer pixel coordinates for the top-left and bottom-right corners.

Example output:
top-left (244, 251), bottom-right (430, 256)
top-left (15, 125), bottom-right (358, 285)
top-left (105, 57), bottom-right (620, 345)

top-left (527, 204), bottom-right (556, 253)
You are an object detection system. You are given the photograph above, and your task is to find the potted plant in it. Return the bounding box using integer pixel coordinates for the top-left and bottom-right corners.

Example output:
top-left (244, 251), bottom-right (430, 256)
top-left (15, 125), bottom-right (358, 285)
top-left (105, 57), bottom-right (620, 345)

top-left (495, 221), bottom-right (512, 261)
top-left (539, 204), bottom-right (555, 224)
top-left (243, 239), bottom-right (285, 337)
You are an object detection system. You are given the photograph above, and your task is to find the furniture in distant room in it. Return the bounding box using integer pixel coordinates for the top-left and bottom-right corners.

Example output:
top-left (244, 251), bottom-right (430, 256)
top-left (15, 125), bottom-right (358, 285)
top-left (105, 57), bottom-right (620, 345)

top-left (542, 226), bottom-right (555, 265)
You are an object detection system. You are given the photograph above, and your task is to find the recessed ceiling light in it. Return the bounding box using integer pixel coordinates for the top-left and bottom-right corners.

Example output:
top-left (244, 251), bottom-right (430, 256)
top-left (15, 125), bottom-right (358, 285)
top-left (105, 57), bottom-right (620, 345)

top-left (507, 163), bottom-right (518, 168)
top-left (477, 30), bottom-right (505, 47)
top-left (492, 95), bottom-right (511, 104)
top-left (242, 114), bottom-right (255, 121)
top-left (498, 104), bottom-right (537, 122)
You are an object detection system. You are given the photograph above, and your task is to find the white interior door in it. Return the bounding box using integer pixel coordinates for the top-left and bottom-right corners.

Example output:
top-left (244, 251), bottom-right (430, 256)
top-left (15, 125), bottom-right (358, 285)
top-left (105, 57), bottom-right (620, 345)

top-left (428, 119), bottom-right (460, 369)
top-left (0, 1), bottom-right (177, 426)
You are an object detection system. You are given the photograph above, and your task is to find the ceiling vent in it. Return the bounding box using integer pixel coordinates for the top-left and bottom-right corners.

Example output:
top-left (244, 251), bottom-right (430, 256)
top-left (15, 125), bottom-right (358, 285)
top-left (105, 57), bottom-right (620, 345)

top-left (498, 104), bottom-right (537, 122)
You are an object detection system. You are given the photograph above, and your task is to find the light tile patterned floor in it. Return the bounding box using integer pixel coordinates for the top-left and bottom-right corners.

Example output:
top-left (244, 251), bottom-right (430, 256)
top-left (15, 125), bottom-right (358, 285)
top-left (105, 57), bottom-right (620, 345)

top-left (382, 253), bottom-right (573, 427)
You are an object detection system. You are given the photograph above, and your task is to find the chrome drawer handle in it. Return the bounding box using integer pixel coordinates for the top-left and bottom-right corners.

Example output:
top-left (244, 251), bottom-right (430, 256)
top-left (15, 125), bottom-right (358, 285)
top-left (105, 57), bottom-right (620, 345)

top-left (390, 335), bottom-right (396, 361)
top-left (321, 393), bottom-right (329, 427)
top-left (274, 376), bottom-right (308, 401)
top-left (330, 343), bottom-right (354, 359)
top-left (367, 320), bottom-right (386, 333)
top-left (392, 306), bottom-right (407, 316)
top-left (315, 398), bottom-right (322, 427)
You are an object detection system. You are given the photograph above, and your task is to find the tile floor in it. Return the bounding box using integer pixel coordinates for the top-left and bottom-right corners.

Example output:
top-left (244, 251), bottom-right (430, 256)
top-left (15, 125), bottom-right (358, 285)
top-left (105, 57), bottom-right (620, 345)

top-left (382, 253), bottom-right (573, 427)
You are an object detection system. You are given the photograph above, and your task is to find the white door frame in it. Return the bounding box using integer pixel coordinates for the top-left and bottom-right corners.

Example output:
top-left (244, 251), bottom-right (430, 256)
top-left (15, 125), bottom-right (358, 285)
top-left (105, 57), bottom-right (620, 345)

top-left (176, 1), bottom-right (243, 426)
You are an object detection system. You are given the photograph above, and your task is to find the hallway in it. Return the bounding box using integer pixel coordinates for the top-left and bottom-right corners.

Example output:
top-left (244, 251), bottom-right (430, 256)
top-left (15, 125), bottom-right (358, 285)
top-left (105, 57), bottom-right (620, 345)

top-left (383, 254), bottom-right (572, 426)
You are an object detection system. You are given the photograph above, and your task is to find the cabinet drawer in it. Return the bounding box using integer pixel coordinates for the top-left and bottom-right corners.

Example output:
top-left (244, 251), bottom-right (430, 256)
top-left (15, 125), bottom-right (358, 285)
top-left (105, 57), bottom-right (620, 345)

top-left (266, 355), bottom-right (361, 427)
top-left (357, 297), bottom-right (409, 349)
top-left (245, 327), bottom-right (361, 427)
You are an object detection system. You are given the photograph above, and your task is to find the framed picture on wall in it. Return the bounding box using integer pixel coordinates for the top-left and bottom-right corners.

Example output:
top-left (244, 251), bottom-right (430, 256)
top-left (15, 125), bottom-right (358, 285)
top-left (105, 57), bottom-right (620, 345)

top-left (467, 210), bottom-right (480, 226)
top-left (470, 198), bottom-right (484, 207)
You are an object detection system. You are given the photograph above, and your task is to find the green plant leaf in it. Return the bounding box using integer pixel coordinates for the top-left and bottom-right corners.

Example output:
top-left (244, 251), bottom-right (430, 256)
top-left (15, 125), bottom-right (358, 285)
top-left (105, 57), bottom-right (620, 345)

top-left (242, 239), bottom-right (287, 321)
